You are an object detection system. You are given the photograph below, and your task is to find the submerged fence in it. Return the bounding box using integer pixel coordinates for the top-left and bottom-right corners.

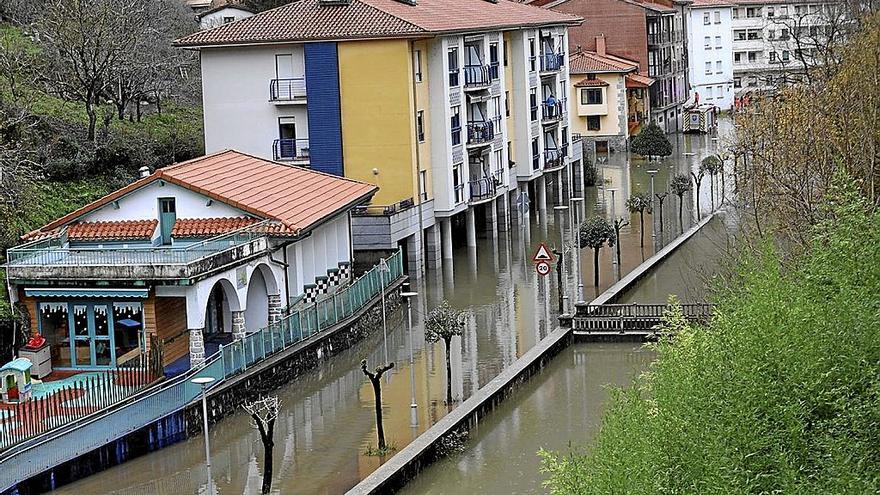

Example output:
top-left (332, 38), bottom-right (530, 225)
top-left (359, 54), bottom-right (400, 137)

top-left (0, 250), bottom-right (403, 491)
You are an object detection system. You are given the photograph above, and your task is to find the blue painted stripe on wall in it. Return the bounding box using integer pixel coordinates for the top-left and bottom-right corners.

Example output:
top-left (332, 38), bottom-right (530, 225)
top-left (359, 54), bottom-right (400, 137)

top-left (305, 42), bottom-right (344, 176)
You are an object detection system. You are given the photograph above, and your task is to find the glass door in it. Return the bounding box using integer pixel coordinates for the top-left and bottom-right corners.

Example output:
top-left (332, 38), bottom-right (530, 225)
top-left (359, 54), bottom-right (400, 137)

top-left (69, 303), bottom-right (116, 368)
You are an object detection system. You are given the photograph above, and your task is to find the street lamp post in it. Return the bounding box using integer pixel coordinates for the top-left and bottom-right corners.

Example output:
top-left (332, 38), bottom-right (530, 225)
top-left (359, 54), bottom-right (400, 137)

top-left (570, 197), bottom-right (584, 303)
top-left (401, 291), bottom-right (419, 427)
top-left (191, 376), bottom-right (216, 495)
top-left (606, 188), bottom-right (618, 265)
top-left (378, 258), bottom-right (390, 365)
top-left (554, 205), bottom-right (570, 314)
top-left (647, 169), bottom-right (658, 241)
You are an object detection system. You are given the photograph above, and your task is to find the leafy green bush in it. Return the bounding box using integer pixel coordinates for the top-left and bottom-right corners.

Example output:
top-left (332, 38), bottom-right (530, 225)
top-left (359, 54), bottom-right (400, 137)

top-left (541, 176), bottom-right (880, 494)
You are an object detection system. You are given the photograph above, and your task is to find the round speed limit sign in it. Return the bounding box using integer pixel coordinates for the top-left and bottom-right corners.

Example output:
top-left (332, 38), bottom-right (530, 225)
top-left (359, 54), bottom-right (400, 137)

top-left (535, 260), bottom-right (551, 276)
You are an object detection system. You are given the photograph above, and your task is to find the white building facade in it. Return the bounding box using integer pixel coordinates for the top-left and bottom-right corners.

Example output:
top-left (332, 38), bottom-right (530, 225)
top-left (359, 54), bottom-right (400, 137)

top-left (687, 0), bottom-right (735, 110)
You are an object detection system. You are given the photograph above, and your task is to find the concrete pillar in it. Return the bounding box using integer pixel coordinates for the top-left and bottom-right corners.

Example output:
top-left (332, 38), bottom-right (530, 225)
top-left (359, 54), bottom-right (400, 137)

top-left (189, 328), bottom-right (205, 367)
top-left (406, 232), bottom-right (425, 279)
top-left (440, 217), bottom-right (454, 260)
top-left (497, 193), bottom-right (510, 232)
top-left (465, 208), bottom-right (477, 247)
top-left (231, 310), bottom-right (246, 340)
top-left (425, 224), bottom-right (442, 270)
top-left (556, 170), bottom-right (564, 206)
top-left (485, 201), bottom-right (498, 236)
top-left (267, 294), bottom-right (283, 325)
top-left (537, 176), bottom-right (547, 213)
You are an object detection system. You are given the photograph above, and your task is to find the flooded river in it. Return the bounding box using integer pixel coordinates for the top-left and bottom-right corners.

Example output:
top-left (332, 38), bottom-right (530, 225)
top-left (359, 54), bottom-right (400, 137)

top-left (53, 124), bottom-right (732, 494)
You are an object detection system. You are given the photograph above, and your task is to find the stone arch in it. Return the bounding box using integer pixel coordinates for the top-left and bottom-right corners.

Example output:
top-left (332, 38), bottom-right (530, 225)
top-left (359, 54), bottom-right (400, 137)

top-left (252, 263), bottom-right (280, 296)
top-left (204, 277), bottom-right (240, 337)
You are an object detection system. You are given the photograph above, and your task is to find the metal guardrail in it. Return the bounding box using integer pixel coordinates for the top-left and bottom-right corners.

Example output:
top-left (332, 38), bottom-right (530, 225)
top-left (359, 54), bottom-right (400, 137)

top-left (351, 198), bottom-right (415, 217)
top-left (272, 138), bottom-right (310, 162)
top-left (572, 303), bottom-right (715, 332)
top-left (466, 120), bottom-right (495, 145)
top-left (468, 177), bottom-right (496, 203)
top-left (541, 100), bottom-right (565, 123)
top-left (0, 250), bottom-right (404, 491)
top-left (5, 220), bottom-right (277, 268)
top-left (463, 64), bottom-right (490, 88)
top-left (269, 78), bottom-right (306, 101)
top-left (540, 52), bottom-right (565, 72)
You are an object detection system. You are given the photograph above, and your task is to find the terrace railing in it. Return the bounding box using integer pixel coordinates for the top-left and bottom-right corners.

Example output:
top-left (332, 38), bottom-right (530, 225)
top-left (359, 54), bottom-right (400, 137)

top-left (463, 64), bottom-right (491, 88)
top-left (5, 220), bottom-right (277, 268)
top-left (466, 120), bottom-right (495, 145)
top-left (0, 250), bottom-right (404, 491)
top-left (468, 177), bottom-right (496, 203)
top-left (540, 52), bottom-right (565, 72)
top-left (272, 138), bottom-right (310, 162)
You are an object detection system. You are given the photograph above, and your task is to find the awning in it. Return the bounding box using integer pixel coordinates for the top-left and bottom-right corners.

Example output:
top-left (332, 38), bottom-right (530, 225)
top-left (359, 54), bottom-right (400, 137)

top-left (24, 288), bottom-right (149, 299)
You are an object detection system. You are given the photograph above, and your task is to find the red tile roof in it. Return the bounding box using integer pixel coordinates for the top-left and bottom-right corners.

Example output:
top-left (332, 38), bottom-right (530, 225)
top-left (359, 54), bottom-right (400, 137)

top-left (24, 150), bottom-right (377, 240)
top-left (171, 217), bottom-right (261, 238)
top-left (574, 77), bottom-right (609, 87)
top-left (175, 0), bottom-right (582, 47)
top-left (569, 51), bottom-right (638, 74)
top-left (67, 220), bottom-right (158, 242)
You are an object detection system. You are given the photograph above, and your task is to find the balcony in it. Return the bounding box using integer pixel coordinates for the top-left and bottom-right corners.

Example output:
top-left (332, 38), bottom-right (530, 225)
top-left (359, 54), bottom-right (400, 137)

top-left (272, 138), bottom-right (310, 162)
top-left (269, 78), bottom-right (306, 103)
top-left (544, 148), bottom-right (565, 171)
top-left (352, 198), bottom-right (415, 217)
top-left (468, 177), bottom-right (497, 204)
top-left (540, 53), bottom-right (565, 74)
top-left (466, 120), bottom-right (495, 148)
top-left (463, 64), bottom-right (491, 90)
top-left (5, 222), bottom-right (276, 281)
top-left (541, 100), bottom-right (565, 125)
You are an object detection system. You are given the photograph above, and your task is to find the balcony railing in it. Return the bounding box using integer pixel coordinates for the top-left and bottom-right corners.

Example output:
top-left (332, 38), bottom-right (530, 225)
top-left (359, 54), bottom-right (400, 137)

top-left (269, 78), bottom-right (307, 101)
top-left (468, 177), bottom-right (497, 203)
top-left (466, 120), bottom-right (495, 145)
top-left (544, 148), bottom-right (564, 169)
top-left (352, 198), bottom-right (415, 217)
top-left (541, 100), bottom-right (565, 123)
top-left (272, 138), bottom-right (310, 162)
top-left (463, 64), bottom-right (491, 89)
top-left (540, 52), bottom-right (565, 72)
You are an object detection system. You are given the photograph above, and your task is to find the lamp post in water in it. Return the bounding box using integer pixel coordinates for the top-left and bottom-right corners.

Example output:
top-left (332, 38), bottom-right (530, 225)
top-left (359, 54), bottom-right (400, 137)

top-left (647, 169), bottom-right (658, 242)
top-left (378, 258), bottom-right (390, 365)
top-left (570, 197), bottom-right (584, 303)
top-left (191, 376), bottom-right (216, 494)
top-left (401, 290), bottom-right (419, 428)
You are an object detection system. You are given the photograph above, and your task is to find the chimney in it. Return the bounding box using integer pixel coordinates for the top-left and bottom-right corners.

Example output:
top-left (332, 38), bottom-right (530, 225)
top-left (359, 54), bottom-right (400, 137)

top-left (595, 35), bottom-right (607, 56)
top-left (138, 166), bottom-right (151, 178)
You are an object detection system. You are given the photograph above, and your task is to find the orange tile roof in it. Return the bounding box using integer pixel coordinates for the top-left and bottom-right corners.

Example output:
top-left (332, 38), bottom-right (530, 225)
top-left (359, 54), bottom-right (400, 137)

top-left (569, 51), bottom-right (638, 74)
top-left (574, 78), bottom-right (609, 87)
top-left (24, 150), bottom-right (378, 240)
top-left (626, 73), bottom-right (655, 88)
top-left (67, 220), bottom-right (158, 241)
top-left (174, 0), bottom-right (581, 47)
top-left (171, 217), bottom-right (261, 238)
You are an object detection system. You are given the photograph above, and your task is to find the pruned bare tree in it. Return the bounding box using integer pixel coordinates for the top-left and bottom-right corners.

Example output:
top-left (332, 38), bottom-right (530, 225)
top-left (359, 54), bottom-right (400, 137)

top-left (361, 359), bottom-right (394, 452)
top-left (243, 395), bottom-right (280, 495)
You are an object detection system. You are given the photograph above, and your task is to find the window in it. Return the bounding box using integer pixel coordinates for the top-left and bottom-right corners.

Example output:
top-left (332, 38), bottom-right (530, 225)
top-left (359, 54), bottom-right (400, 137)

top-left (531, 138), bottom-right (539, 170)
top-left (716, 60), bottom-right (722, 73)
top-left (413, 50), bottom-right (422, 82)
top-left (453, 164), bottom-right (464, 203)
top-left (780, 6), bottom-right (787, 17)
top-left (770, 51), bottom-right (777, 63)
top-left (507, 141), bottom-right (514, 168)
top-left (706, 86), bottom-right (713, 99)
top-left (419, 170), bottom-right (428, 201)
top-left (733, 77), bottom-right (741, 88)
top-left (40, 302), bottom-right (71, 367)
top-left (416, 110), bottom-right (425, 142)
top-left (714, 11), bottom-right (721, 23)
top-left (767, 6), bottom-right (774, 17)
top-left (780, 29), bottom-right (789, 40)
top-left (529, 88), bottom-right (538, 121)
top-left (734, 30), bottom-right (746, 41)
top-left (705, 61), bottom-right (712, 75)
top-left (734, 52), bottom-right (742, 63)
top-left (492, 95), bottom-right (502, 122)
top-left (223, 16), bottom-right (235, 24)
top-left (748, 51), bottom-right (757, 63)
top-left (450, 106), bottom-right (461, 145)
top-left (581, 88), bottom-right (602, 105)
top-left (505, 90), bottom-right (510, 116)
top-left (768, 29), bottom-right (775, 40)
top-left (493, 150), bottom-right (503, 175)
top-left (732, 7), bottom-right (739, 18)
top-left (703, 12), bottom-right (710, 24)
top-left (528, 38), bottom-right (536, 71)
top-left (717, 85), bottom-right (724, 96)
top-left (504, 42), bottom-right (509, 66)
top-left (704, 36), bottom-right (711, 48)
top-left (715, 36), bottom-right (722, 48)
top-left (587, 115), bottom-right (600, 131)
top-left (448, 47), bottom-right (459, 87)
top-left (489, 43), bottom-right (499, 80)
top-left (746, 7), bottom-right (758, 18)
top-left (747, 30), bottom-right (760, 40)
top-left (782, 50), bottom-right (790, 62)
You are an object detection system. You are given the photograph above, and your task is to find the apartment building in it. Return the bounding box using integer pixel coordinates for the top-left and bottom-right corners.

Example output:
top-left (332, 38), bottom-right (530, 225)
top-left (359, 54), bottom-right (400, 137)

top-left (175, 0), bottom-right (581, 276)
top-left (730, 0), bottom-right (842, 98)
top-left (568, 37), bottom-right (651, 152)
top-left (535, 0), bottom-right (690, 133)
top-left (687, 0), bottom-right (734, 110)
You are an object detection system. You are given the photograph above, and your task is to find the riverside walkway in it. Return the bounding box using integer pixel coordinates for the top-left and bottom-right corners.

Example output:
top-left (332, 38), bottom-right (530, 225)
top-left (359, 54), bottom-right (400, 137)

top-left (570, 302), bottom-right (715, 337)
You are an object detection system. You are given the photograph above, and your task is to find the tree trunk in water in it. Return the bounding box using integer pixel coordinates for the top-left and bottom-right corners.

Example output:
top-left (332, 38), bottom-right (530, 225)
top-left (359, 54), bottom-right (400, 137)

top-left (371, 378), bottom-right (386, 450)
top-left (639, 211), bottom-right (645, 248)
top-left (710, 179), bottom-right (715, 211)
top-left (615, 232), bottom-right (621, 266)
top-left (695, 184), bottom-right (702, 220)
top-left (678, 197), bottom-right (684, 234)
top-left (444, 338), bottom-right (452, 404)
top-left (658, 203), bottom-right (664, 232)
top-left (256, 419), bottom-right (275, 494)
top-left (593, 248), bottom-right (600, 287)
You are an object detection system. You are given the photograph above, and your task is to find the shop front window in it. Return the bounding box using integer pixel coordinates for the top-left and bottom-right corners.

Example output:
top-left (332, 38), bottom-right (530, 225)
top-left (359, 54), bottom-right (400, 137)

top-left (114, 302), bottom-right (144, 362)
top-left (40, 302), bottom-right (71, 367)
